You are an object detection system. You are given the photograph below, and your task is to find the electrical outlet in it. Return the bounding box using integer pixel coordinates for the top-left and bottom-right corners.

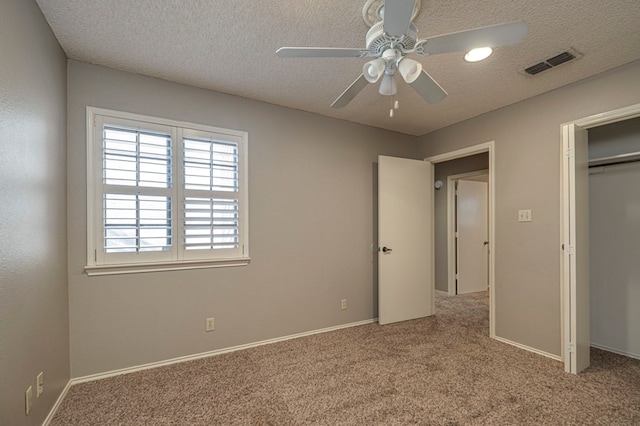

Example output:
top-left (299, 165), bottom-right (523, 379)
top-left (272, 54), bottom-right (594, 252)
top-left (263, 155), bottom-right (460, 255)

top-left (341, 299), bottom-right (347, 310)
top-left (36, 372), bottom-right (44, 397)
top-left (206, 317), bottom-right (215, 332)
top-left (25, 386), bottom-right (33, 415)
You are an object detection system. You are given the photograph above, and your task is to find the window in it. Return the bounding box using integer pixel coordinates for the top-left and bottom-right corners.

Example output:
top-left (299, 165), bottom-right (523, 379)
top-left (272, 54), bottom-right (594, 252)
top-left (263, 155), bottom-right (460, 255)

top-left (86, 108), bottom-right (249, 275)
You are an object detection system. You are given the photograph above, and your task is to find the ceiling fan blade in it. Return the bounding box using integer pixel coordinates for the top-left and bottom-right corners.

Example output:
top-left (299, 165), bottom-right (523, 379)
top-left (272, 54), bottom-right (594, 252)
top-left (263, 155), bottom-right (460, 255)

top-left (277, 47), bottom-right (368, 58)
top-left (383, 0), bottom-right (416, 37)
top-left (410, 70), bottom-right (448, 104)
top-left (331, 74), bottom-right (369, 108)
top-left (416, 21), bottom-right (528, 56)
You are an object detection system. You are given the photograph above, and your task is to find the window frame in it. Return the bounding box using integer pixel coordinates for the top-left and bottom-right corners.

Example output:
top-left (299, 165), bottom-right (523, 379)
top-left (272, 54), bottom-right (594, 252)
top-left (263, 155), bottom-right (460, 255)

top-left (85, 107), bottom-right (249, 276)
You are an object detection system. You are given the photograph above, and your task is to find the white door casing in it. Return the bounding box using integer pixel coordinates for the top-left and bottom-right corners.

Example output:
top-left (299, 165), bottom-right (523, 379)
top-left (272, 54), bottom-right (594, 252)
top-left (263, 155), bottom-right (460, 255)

top-left (378, 155), bottom-right (434, 325)
top-left (561, 103), bottom-right (640, 374)
top-left (456, 180), bottom-right (489, 294)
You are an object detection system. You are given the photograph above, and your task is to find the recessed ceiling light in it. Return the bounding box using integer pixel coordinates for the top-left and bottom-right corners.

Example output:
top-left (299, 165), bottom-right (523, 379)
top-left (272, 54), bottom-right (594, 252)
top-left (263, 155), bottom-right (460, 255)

top-left (464, 47), bottom-right (493, 62)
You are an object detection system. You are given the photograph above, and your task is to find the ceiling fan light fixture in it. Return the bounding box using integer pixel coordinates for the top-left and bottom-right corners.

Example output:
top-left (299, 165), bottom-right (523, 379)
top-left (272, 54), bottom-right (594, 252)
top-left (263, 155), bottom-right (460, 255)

top-left (464, 47), bottom-right (493, 62)
top-left (378, 74), bottom-right (397, 96)
top-left (398, 58), bottom-right (423, 84)
top-left (363, 58), bottom-right (386, 83)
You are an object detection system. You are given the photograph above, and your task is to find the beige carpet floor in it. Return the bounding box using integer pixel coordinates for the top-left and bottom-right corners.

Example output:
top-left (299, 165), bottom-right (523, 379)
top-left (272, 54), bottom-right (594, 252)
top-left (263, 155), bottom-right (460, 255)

top-left (52, 292), bottom-right (640, 425)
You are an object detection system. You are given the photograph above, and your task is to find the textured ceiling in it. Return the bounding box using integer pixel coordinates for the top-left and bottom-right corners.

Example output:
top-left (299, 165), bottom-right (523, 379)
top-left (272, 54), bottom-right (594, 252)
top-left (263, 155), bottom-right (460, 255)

top-left (35, 0), bottom-right (640, 136)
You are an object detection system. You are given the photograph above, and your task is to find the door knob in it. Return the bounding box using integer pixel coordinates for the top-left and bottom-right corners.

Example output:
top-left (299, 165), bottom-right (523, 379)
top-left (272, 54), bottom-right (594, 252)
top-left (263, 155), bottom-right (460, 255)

top-left (382, 246), bottom-right (393, 253)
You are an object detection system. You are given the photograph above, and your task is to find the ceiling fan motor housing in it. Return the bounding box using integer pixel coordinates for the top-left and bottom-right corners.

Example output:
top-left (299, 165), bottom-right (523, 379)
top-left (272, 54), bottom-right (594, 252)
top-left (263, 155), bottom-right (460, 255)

top-left (366, 21), bottom-right (418, 55)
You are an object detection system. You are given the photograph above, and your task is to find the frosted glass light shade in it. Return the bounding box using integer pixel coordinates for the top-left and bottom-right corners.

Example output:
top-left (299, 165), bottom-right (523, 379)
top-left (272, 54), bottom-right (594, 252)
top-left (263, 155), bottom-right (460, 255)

top-left (378, 74), bottom-right (397, 96)
top-left (363, 58), bottom-right (386, 83)
top-left (398, 58), bottom-right (422, 83)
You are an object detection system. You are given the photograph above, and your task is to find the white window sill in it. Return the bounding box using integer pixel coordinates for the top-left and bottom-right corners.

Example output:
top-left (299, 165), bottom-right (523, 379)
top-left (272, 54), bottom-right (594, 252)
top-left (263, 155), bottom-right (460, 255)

top-left (85, 257), bottom-right (251, 276)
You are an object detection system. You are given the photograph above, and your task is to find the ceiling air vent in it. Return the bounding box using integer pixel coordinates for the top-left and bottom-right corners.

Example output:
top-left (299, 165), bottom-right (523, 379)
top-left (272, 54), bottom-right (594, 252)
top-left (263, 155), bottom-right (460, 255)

top-left (524, 62), bottom-right (552, 75)
top-left (521, 48), bottom-right (582, 76)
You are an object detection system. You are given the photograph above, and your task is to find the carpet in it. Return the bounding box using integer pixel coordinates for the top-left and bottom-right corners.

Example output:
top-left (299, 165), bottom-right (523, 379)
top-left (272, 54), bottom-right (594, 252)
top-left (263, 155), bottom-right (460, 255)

top-left (51, 292), bottom-right (640, 425)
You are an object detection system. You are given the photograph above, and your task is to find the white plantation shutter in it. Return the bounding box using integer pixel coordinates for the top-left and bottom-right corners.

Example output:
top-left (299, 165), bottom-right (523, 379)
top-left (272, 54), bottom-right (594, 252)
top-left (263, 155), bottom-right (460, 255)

top-left (103, 194), bottom-right (172, 253)
top-left (87, 108), bottom-right (248, 273)
top-left (183, 197), bottom-right (239, 250)
top-left (181, 131), bottom-right (242, 258)
top-left (102, 125), bottom-right (173, 254)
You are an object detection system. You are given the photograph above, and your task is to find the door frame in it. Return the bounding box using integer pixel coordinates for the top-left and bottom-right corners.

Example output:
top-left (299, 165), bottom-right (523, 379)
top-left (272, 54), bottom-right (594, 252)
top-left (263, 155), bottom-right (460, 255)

top-left (560, 103), bottom-right (640, 373)
top-left (447, 170), bottom-right (489, 296)
top-left (426, 141), bottom-right (495, 338)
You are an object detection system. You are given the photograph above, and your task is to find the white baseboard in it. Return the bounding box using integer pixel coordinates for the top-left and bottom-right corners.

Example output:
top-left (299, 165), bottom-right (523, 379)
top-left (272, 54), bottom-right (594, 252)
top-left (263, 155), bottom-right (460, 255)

top-left (71, 318), bottom-right (377, 384)
top-left (591, 342), bottom-right (640, 360)
top-left (493, 336), bottom-right (562, 362)
top-left (42, 379), bottom-right (72, 426)
top-left (435, 290), bottom-right (449, 296)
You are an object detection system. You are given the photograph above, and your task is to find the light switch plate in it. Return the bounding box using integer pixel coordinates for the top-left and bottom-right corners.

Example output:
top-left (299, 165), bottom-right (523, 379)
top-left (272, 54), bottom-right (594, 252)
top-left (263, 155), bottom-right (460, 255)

top-left (36, 372), bottom-right (44, 397)
top-left (518, 209), bottom-right (532, 222)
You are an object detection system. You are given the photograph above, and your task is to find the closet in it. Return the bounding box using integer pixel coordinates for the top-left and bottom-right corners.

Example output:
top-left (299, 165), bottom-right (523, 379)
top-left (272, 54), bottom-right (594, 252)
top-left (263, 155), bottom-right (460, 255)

top-left (588, 117), bottom-right (640, 359)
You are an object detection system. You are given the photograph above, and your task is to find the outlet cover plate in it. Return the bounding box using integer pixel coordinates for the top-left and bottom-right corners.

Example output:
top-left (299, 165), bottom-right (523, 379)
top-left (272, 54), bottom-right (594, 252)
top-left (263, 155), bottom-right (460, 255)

top-left (25, 386), bottom-right (33, 415)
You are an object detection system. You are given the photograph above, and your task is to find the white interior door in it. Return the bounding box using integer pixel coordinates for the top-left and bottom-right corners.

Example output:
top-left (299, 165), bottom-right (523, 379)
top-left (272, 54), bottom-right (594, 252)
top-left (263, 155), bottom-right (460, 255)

top-left (563, 123), bottom-right (590, 373)
top-left (378, 155), bottom-right (434, 325)
top-left (456, 180), bottom-right (488, 294)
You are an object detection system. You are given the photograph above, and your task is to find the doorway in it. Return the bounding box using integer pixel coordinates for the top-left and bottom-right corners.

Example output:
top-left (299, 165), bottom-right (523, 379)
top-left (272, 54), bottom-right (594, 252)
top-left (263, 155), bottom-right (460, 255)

top-left (426, 141), bottom-right (496, 338)
top-left (561, 103), bottom-right (640, 374)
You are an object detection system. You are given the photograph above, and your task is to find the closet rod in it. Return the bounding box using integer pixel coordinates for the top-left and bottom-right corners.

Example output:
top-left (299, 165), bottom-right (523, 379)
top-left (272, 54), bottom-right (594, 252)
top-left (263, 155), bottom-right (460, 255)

top-left (588, 151), bottom-right (640, 168)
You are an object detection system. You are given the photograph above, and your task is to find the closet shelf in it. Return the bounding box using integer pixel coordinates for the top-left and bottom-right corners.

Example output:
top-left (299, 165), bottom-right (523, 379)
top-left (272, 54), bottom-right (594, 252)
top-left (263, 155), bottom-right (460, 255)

top-left (588, 151), bottom-right (640, 168)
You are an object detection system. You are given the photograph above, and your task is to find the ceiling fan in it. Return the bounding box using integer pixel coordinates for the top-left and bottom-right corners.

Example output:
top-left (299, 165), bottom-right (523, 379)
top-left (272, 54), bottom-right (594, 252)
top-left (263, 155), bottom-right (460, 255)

top-left (276, 0), bottom-right (527, 112)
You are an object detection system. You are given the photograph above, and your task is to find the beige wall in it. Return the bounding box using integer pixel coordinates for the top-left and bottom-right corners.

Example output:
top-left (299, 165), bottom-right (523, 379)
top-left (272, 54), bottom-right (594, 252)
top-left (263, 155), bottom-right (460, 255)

top-left (66, 61), bottom-right (419, 377)
top-left (0, 0), bottom-right (69, 424)
top-left (418, 60), bottom-right (640, 357)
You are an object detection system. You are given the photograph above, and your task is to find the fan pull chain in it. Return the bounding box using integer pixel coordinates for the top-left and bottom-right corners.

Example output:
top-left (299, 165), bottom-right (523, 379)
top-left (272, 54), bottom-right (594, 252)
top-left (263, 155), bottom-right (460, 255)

top-left (389, 96), bottom-right (399, 118)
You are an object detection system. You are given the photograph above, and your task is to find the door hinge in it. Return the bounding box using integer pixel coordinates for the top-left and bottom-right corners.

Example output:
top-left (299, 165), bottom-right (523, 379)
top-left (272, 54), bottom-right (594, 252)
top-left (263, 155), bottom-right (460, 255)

top-left (567, 343), bottom-right (576, 353)
top-left (565, 245), bottom-right (575, 255)
top-left (94, 249), bottom-right (97, 262)
top-left (565, 148), bottom-right (574, 158)
top-left (242, 244), bottom-right (245, 255)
